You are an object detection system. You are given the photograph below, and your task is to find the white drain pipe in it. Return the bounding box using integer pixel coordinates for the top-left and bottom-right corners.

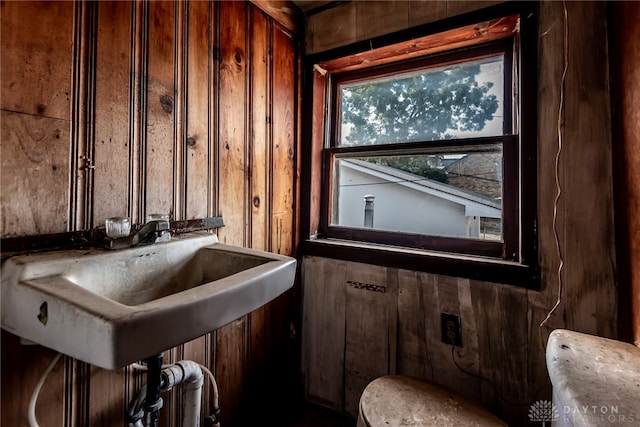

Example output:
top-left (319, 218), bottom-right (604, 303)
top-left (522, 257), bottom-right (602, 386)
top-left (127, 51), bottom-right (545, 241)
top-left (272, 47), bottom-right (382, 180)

top-left (162, 361), bottom-right (204, 427)
top-left (128, 359), bottom-right (220, 427)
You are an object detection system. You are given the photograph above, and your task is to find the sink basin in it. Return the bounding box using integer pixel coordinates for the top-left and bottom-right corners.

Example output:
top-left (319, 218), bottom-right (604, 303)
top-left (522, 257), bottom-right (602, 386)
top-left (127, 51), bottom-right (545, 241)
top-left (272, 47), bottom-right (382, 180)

top-left (1, 232), bottom-right (296, 369)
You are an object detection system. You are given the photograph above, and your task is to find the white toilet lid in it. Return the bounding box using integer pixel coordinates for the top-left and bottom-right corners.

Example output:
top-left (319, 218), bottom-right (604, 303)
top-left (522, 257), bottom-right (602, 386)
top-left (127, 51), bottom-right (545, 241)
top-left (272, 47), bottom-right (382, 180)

top-left (359, 375), bottom-right (507, 427)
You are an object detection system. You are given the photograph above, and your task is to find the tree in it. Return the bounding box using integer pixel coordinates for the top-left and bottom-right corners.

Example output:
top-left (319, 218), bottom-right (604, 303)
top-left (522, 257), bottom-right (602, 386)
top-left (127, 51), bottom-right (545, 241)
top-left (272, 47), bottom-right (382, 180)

top-left (374, 156), bottom-right (449, 183)
top-left (341, 61), bottom-right (500, 146)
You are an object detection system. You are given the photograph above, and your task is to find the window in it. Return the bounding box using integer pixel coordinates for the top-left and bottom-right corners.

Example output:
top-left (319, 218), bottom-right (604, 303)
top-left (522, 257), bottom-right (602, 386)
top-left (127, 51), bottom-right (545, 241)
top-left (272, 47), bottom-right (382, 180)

top-left (303, 3), bottom-right (538, 287)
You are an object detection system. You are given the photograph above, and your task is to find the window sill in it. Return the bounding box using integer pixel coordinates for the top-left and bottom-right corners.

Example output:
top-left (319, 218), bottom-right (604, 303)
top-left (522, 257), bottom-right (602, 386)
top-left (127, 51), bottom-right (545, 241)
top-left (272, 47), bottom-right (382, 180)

top-left (301, 238), bottom-right (540, 289)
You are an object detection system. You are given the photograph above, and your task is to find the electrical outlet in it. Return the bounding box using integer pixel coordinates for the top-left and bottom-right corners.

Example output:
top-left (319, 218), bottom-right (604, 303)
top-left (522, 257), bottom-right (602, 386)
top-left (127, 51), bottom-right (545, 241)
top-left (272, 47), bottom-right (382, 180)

top-left (441, 312), bottom-right (462, 347)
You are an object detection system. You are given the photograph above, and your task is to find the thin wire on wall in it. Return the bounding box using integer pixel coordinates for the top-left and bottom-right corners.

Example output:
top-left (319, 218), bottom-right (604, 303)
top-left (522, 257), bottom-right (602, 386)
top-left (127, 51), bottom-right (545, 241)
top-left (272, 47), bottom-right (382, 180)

top-left (451, 2), bottom-right (570, 404)
top-left (539, 0), bottom-right (569, 351)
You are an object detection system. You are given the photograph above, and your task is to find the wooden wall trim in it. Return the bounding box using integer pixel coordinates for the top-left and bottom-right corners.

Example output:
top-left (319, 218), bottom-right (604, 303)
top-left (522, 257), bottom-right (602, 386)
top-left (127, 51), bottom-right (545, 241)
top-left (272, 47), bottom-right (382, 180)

top-left (174, 1), bottom-right (188, 220)
top-left (129, 0), bottom-right (148, 223)
top-left (70, 0), bottom-right (97, 231)
top-left (610, 1), bottom-right (640, 345)
top-left (249, 0), bottom-right (302, 35)
top-left (314, 15), bottom-right (519, 74)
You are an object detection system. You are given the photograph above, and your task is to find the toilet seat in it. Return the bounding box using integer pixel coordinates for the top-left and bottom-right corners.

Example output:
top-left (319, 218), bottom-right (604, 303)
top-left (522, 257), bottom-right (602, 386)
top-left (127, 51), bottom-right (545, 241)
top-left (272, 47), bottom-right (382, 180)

top-left (357, 375), bottom-right (506, 427)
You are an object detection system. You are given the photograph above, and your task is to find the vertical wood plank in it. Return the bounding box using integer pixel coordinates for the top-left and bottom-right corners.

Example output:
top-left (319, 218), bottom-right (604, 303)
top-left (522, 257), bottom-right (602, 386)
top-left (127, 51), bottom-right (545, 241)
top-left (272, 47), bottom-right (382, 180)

top-left (302, 256), bottom-right (347, 412)
top-left (454, 278), bottom-right (483, 403)
top-left (308, 70), bottom-right (326, 237)
top-left (215, 3), bottom-right (249, 425)
top-left (343, 262), bottom-right (394, 418)
top-left (69, 0), bottom-right (97, 232)
top-left (92, 0), bottom-right (132, 225)
top-left (250, 9), bottom-right (270, 251)
top-left (128, 0), bottom-right (148, 224)
top-left (144, 0), bottom-right (176, 219)
top-left (396, 269), bottom-right (432, 378)
top-left (185, 0), bottom-right (212, 220)
top-left (470, 281), bottom-right (529, 419)
top-left (217, 0), bottom-right (249, 246)
top-left (245, 9), bottom-right (271, 422)
top-left (268, 29), bottom-right (297, 399)
top-left (533, 0), bottom-right (566, 336)
top-left (266, 25), bottom-right (300, 423)
top-left (614, 2), bottom-right (640, 345)
top-left (271, 25), bottom-right (296, 257)
top-left (561, 1), bottom-right (616, 337)
top-left (428, 274), bottom-right (479, 399)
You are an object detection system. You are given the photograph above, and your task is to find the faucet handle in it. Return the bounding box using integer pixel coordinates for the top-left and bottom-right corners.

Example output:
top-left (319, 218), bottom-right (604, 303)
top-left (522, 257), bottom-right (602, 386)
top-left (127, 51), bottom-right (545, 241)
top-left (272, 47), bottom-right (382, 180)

top-left (146, 213), bottom-right (170, 223)
top-left (155, 219), bottom-right (170, 231)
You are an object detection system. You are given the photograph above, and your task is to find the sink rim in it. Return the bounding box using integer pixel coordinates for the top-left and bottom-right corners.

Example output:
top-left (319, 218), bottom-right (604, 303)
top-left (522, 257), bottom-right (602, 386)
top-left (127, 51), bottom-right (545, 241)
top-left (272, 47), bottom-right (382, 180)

top-left (1, 232), bottom-right (297, 369)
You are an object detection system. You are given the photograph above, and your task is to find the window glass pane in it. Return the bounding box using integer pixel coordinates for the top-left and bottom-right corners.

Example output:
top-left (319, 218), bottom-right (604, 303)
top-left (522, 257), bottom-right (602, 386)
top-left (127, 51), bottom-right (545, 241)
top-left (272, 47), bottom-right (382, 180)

top-left (339, 55), bottom-right (504, 146)
top-left (332, 148), bottom-right (503, 241)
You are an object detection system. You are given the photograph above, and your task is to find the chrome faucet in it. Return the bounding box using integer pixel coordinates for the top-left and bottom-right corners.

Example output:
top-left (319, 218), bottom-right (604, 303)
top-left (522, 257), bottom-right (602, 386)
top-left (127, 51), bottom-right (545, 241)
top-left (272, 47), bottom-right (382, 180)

top-left (105, 219), bottom-right (171, 250)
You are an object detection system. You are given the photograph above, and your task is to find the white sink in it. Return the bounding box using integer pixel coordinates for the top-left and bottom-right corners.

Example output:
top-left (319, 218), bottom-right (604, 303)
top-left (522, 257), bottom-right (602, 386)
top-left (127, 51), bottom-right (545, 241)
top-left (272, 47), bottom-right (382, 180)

top-left (1, 233), bottom-right (296, 369)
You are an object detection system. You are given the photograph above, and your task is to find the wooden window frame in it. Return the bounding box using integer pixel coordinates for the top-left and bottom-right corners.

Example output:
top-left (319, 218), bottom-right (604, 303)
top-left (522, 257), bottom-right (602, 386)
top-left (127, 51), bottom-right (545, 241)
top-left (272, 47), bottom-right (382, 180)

top-left (300, 2), bottom-right (539, 288)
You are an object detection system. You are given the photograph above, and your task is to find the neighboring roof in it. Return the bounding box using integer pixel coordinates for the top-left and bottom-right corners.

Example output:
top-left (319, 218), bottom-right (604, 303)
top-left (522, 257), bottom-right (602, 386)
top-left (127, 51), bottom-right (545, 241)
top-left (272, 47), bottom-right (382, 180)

top-left (341, 159), bottom-right (501, 218)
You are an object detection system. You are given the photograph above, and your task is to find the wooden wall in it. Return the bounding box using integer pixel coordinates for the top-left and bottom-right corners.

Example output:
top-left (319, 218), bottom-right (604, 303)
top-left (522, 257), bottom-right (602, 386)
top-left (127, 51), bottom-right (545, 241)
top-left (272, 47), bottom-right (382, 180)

top-left (304, 0), bottom-right (504, 54)
top-left (610, 1), bottom-right (640, 346)
top-left (1, 1), bottom-right (300, 426)
top-left (301, 1), bottom-right (618, 426)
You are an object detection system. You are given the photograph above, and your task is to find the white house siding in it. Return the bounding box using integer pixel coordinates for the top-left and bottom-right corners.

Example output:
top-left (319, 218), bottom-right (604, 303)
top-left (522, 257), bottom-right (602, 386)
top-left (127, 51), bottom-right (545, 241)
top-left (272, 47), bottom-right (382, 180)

top-left (337, 166), bottom-right (469, 237)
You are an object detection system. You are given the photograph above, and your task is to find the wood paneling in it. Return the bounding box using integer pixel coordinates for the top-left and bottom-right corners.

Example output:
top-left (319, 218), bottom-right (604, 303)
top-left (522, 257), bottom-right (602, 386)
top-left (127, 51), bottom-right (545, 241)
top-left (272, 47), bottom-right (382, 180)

top-left (215, 2), bottom-right (250, 425)
top-left (560, 1), bottom-right (615, 336)
top-left (250, 9), bottom-right (271, 252)
top-left (93, 0), bottom-right (133, 224)
top-left (356, 1), bottom-right (408, 41)
top-left (445, 0), bottom-right (504, 18)
top-left (0, 0), bottom-right (74, 236)
top-left (185, 1), bottom-right (215, 220)
top-left (409, 1), bottom-right (446, 28)
top-left (250, 0), bottom-right (302, 34)
top-left (246, 10), bottom-right (271, 414)
top-left (271, 25), bottom-right (296, 257)
top-left (1, 1), bottom-right (300, 426)
top-left (217, 0), bottom-right (249, 247)
top-left (145, 1), bottom-right (177, 218)
top-left (0, 112), bottom-right (70, 235)
top-left (314, 15), bottom-right (519, 74)
top-left (0, 1), bottom-right (74, 120)
top-left (304, 0), bottom-right (508, 55)
top-left (302, 257), bottom-right (347, 411)
top-left (181, 2), bottom-right (216, 418)
top-left (301, 2), bottom-right (617, 426)
top-left (611, 1), bottom-right (640, 346)
top-left (0, 331), bottom-right (65, 426)
top-left (306, 2), bottom-right (356, 54)
top-left (343, 264), bottom-right (396, 418)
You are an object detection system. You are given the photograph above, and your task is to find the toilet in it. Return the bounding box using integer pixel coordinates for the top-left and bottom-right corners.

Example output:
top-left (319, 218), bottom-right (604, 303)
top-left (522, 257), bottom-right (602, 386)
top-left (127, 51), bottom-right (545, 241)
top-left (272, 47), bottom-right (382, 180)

top-left (357, 375), bottom-right (506, 427)
top-left (546, 329), bottom-right (640, 427)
